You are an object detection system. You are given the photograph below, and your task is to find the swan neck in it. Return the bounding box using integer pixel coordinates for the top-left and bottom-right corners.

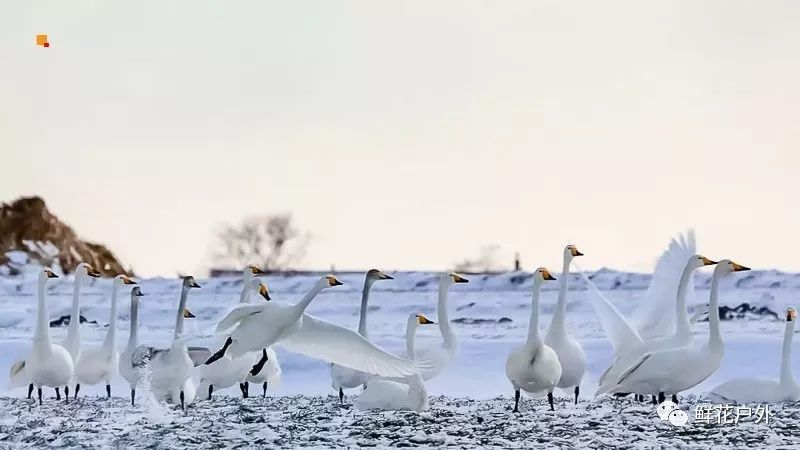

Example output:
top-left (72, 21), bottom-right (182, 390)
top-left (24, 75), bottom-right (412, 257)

top-left (66, 272), bottom-right (83, 347)
top-left (34, 276), bottom-right (51, 346)
top-left (526, 280), bottom-right (543, 345)
top-left (128, 298), bottom-right (139, 348)
top-left (238, 271), bottom-right (252, 304)
top-left (295, 282), bottom-right (325, 314)
top-left (708, 271), bottom-right (723, 350)
top-left (102, 281), bottom-right (120, 348)
top-left (675, 262), bottom-right (694, 337)
top-left (437, 281), bottom-right (454, 346)
top-left (781, 319), bottom-right (796, 385)
top-left (357, 278), bottom-right (373, 337)
top-left (550, 254), bottom-right (571, 334)
top-left (174, 285), bottom-right (189, 340)
top-left (406, 321), bottom-right (418, 360)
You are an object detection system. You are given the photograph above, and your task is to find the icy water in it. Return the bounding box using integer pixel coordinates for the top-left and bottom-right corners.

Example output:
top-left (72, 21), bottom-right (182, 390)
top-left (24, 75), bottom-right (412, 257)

top-left (0, 395), bottom-right (798, 448)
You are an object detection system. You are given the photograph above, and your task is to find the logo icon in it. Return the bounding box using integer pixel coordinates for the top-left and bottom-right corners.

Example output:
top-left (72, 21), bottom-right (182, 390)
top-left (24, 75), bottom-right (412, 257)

top-left (656, 400), bottom-right (677, 420)
top-left (668, 409), bottom-right (689, 427)
top-left (36, 34), bottom-right (50, 48)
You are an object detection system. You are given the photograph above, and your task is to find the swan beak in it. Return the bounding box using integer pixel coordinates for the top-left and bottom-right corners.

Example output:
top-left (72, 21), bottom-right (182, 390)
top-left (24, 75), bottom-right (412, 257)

top-left (700, 256), bottom-right (718, 266)
top-left (787, 308), bottom-right (796, 322)
top-left (730, 261), bottom-right (750, 272)
top-left (379, 272), bottom-right (394, 280)
top-left (190, 280), bottom-right (201, 288)
top-left (183, 308), bottom-right (196, 319)
top-left (45, 269), bottom-right (59, 279)
top-left (417, 315), bottom-right (435, 325)
top-left (87, 269), bottom-right (101, 278)
top-left (570, 246), bottom-right (584, 257)
top-left (259, 283), bottom-right (271, 301)
top-left (452, 273), bottom-right (469, 283)
top-left (249, 265), bottom-right (265, 275)
top-left (122, 276), bottom-right (137, 285)
top-left (326, 275), bottom-right (343, 286)
top-left (542, 269), bottom-right (557, 281)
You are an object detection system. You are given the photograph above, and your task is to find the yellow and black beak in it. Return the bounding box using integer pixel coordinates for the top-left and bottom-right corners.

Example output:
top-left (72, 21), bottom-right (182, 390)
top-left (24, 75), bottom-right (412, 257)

top-left (730, 261), bottom-right (750, 272)
top-left (542, 269), bottom-right (557, 281)
top-left (183, 308), bottom-right (196, 319)
top-left (700, 256), bottom-right (718, 266)
top-left (122, 276), bottom-right (137, 285)
top-left (327, 275), bottom-right (343, 286)
top-left (45, 269), bottom-right (59, 279)
top-left (379, 272), bottom-right (394, 280)
top-left (570, 246), bottom-right (584, 257)
top-left (451, 273), bottom-right (469, 284)
top-left (787, 308), bottom-right (797, 322)
top-left (259, 283), bottom-right (271, 301)
top-left (249, 265), bottom-right (266, 275)
top-left (87, 267), bottom-right (101, 278)
top-left (417, 314), bottom-right (435, 325)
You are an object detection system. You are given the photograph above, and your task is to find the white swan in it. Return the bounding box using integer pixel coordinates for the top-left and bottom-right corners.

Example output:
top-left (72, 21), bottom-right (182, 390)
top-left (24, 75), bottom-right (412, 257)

top-left (119, 286), bottom-right (146, 406)
top-left (545, 245), bottom-right (586, 404)
top-left (414, 273), bottom-right (469, 380)
top-left (356, 313), bottom-right (435, 411)
top-left (592, 254), bottom-right (717, 392)
top-left (9, 263), bottom-right (99, 400)
top-left (136, 276), bottom-right (206, 410)
top-left (330, 269), bottom-right (393, 403)
top-left (74, 274), bottom-right (136, 399)
top-left (198, 277), bottom-right (270, 400)
top-left (598, 260), bottom-right (749, 400)
top-left (506, 267), bottom-right (562, 412)
top-left (710, 307), bottom-right (799, 403)
top-left (205, 275), bottom-right (420, 379)
top-left (25, 267), bottom-right (74, 404)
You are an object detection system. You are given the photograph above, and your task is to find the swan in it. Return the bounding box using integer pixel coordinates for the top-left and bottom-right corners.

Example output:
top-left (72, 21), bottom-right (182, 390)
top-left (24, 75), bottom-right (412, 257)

top-left (710, 307), bottom-right (799, 403)
top-left (25, 267), bottom-right (74, 404)
top-left (356, 313), bottom-right (435, 411)
top-left (135, 276), bottom-right (206, 410)
top-left (506, 267), bottom-right (562, 412)
top-left (74, 274), bottom-right (136, 399)
top-left (198, 278), bottom-right (271, 400)
top-left (597, 260), bottom-right (750, 401)
top-left (545, 245), bottom-right (586, 404)
top-left (119, 286), bottom-right (146, 406)
top-left (330, 269), bottom-right (394, 403)
top-left (204, 275), bottom-right (420, 379)
top-left (9, 262), bottom-right (99, 400)
top-left (413, 273), bottom-right (469, 380)
top-left (592, 254), bottom-right (717, 392)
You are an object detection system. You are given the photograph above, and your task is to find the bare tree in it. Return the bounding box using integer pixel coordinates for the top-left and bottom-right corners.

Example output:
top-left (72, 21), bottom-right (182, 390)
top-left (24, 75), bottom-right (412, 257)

top-left (453, 244), bottom-right (502, 273)
top-left (212, 213), bottom-right (310, 271)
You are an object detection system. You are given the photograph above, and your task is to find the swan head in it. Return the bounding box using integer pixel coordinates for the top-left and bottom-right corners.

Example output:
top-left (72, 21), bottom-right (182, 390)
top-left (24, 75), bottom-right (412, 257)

top-left (407, 313), bottom-right (435, 332)
top-left (565, 245), bottom-right (584, 259)
top-left (534, 267), bottom-right (557, 283)
top-left (442, 272), bottom-right (469, 285)
top-left (366, 269), bottom-right (393, 283)
top-left (75, 262), bottom-right (101, 278)
top-left (323, 274), bottom-right (343, 287)
top-left (257, 282), bottom-right (271, 301)
top-left (115, 274), bottom-right (137, 285)
top-left (691, 255), bottom-right (718, 269)
top-left (40, 267), bottom-right (59, 281)
top-left (131, 286), bottom-right (146, 302)
top-left (415, 313), bottom-right (435, 325)
top-left (713, 259), bottom-right (750, 276)
top-left (183, 308), bottom-right (196, 318)
top-left (787, 308), bottom-right (796, 322)
top-left (182, 276), bottom-right (201, 289)
top-left (245, 265), bottom-right (265, 277)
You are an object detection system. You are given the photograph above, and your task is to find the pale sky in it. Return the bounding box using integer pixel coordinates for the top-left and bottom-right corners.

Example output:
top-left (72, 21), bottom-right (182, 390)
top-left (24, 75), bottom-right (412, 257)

top-left (1, 1), bottom-right (799, 277)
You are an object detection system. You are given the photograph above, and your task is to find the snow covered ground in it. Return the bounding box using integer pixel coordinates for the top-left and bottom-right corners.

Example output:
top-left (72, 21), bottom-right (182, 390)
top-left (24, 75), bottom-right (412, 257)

top-left (1, 266), bottom-right (799, 447)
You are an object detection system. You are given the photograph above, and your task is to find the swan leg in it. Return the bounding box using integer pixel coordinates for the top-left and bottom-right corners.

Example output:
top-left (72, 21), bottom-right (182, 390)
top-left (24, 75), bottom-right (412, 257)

top-left (250, 349), bottom-right (269, 376)
top-left (64, 386), bottom-right (69, 404)
top-left (55, 387), bottom-right (61, 400)
top-left (574, 386), bottom-right (579, 405)
top-left (262, 382), bottom-right (268, 398)
top-left (243, 382), bottom-right (249, 398)
top-left (547, 391), bottom-right (555, 411)
top-left (339, 387), bottom-right (344, 404)
top-left (208, 384), bottom-right (214, 400)
top-left (657, 392), bottom-right (665, 404)
top-left (27, 383), bottom-right (33, 399)
top-left (37, 387), bottom-right (43, 405)
top-left (671, 394), bottom-right (678, 404)
top-left (75, 384), bottom-right (81, 400)
top-left (180, 391), bottom-right (185, 411)
top-left (238, 383), bottom-right (245, 397)
top-left (204, 337), bottom-right (233, 365)
top-left (106, 384), bottom-right (111, 399)
top-left (131, 388), bottom-right (136, 406)
top-left (651, 395), bottom-right (657, 404)
top-left (513, 390), bottom-right (520, 413)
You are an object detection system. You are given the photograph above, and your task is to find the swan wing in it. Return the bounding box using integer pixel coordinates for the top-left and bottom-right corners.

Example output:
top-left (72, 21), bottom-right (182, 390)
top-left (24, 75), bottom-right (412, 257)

top-left (215, 305), bottom-right (265, 332)
top-left (9, 359), bottom-right (25, 377)
top-left (279, 314), bottom-right (420, 378)
top-left (187, 346), bottom-right (212, 367)
top-left (710, 378), bottom-right (786, 403)
top-left (634, 230), bottom-right (696, 340)
top-left (579, 272), bottom-right (643, 357)
top-left (131, 345), bottom-right (161, 368)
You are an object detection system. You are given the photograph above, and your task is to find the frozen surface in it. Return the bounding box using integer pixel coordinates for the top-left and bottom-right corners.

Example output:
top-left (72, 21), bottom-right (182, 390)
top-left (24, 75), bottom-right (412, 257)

top-left (1, 268), bottom-right (799, 447)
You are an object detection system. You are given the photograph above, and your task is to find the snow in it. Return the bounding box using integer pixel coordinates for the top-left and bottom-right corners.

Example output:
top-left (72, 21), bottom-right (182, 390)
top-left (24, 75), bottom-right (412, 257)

top-left (1, 267), bottom-right (799, 447)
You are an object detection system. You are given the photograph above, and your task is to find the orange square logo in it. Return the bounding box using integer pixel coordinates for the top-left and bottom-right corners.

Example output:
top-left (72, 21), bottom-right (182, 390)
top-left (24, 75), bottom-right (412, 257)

top-left (36, 34), bottom-right (49, 47)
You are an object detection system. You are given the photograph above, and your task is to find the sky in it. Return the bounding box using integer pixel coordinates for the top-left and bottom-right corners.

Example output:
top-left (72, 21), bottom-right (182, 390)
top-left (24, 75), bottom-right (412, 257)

top-left (1, 1), bottom-right (799, 277)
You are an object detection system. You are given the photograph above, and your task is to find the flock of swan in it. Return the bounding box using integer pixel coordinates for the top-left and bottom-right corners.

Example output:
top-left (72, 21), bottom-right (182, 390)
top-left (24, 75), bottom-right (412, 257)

top-left (5, 231), bottom-right (799, 414)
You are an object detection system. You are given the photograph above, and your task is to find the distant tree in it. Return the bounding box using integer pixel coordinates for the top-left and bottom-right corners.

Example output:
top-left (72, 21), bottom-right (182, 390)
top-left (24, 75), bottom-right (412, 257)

top-left (453, 244), bottom-right (503, 273)
top-left (212, 213), bottom-right (310, 271)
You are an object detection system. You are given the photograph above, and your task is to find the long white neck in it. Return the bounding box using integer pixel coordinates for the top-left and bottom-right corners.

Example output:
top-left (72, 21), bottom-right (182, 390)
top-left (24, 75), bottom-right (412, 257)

top-left (238, 270), bottom-right (253, 304)
top-left (406, 318), bottom-right (418, 360)
top-left (526, 279), bottom-right (543, 347)
top-left (780, 318), bottom-right (796, 386)
top-left (102, 281), bottom-right (120, 349)
top-left (707, 268), bottom-right (723, 351)
top-left (293, 281), bottom-right (326, 315)
top-left (173, 285), bottom-right (190, 340)
top-left (437, 278), bottom-right (455, 349)
top-left (66, 272), bottom-right (84, 348)
top-left (674, 260), bottom-right (695, 338)
top-left (127, 298), bottom-right (139, 349)
top-left (549, 254), bottom-right (572, 336)
top-left (357, 278), bottom-right (374, 338)
top-left (33, 275), bottom-right (51, 347)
